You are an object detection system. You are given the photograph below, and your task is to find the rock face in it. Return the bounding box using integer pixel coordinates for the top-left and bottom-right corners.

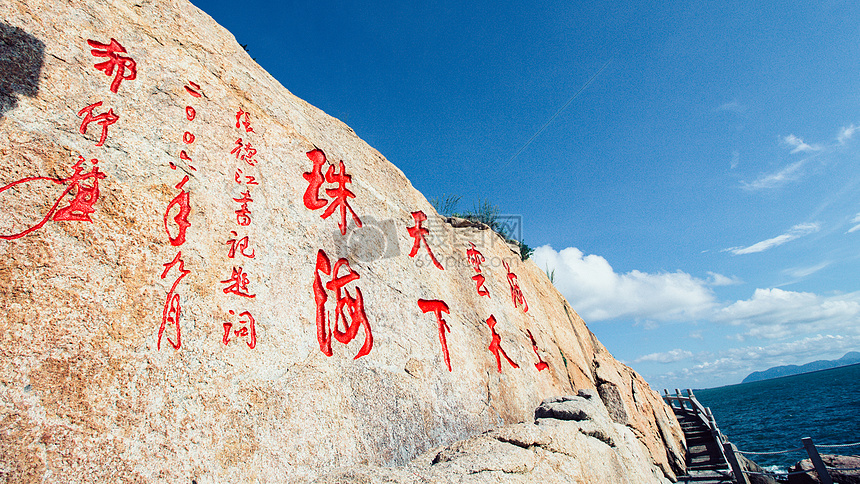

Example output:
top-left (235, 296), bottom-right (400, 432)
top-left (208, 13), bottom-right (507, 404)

top-left (788, 454), bottom-right (860, 484)
top-left (315, 391), bottom-right (674, 483)
top-left (736, 454), bottom-right (779, 484)
top-left (0, 0), bottom-right (684, 482)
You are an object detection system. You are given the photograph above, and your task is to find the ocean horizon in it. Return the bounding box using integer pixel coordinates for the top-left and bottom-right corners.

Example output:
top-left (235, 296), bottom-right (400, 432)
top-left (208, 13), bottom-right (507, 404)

top-left (694, 363), bottom-right (860, 471)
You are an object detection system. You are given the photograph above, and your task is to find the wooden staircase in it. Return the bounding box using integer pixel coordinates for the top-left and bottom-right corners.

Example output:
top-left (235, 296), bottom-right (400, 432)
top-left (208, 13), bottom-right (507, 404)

top-left (664, 390), bottom-right (738, 484)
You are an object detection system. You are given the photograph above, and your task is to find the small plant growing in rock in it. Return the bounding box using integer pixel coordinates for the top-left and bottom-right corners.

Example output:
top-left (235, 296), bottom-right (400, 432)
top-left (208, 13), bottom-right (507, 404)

top-left (430, 194), bottom-right (533, 261)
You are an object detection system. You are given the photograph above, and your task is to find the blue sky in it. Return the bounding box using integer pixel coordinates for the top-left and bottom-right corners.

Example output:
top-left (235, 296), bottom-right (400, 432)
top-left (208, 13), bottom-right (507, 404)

top-left (190, 0), bottom-right (860, 389)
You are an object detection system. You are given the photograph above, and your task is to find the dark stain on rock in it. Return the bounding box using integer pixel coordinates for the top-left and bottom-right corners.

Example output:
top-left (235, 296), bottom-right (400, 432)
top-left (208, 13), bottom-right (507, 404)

top-left (0, 22), bottom-right (45, 116)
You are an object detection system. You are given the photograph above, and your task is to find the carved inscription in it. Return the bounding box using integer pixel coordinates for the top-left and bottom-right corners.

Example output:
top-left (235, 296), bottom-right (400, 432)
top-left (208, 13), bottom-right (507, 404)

top-left (503, 261), bottom-right (528, 312)
top-left (221, 109), bottom-right (261, 348)
top-left (88, 38), bottom-right (137, 93)
top-left (418, 299), bottom-right (452, 371)
top-left (407, 210), bottom-right (443, 270)
top-left (466, 242), bottom-right (490, 297)
top-left (313, 249), bottom-right (373, 359)
top-left (302, 149), bottom-right (362, 235)
top-left (157, 79), bottom-right (199, 350)
top-left (528, 330), bottom-right (549, 371)
top-left (486, 315), bottom-right (519, 372)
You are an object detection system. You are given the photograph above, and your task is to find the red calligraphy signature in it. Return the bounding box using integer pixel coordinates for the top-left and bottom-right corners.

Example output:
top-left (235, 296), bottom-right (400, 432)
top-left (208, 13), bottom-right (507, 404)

top-left (0, 156), bottom-right (106, 240)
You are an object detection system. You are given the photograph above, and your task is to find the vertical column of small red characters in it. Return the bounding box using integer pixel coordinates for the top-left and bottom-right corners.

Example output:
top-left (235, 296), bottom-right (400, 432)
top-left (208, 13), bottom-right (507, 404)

top-left (302, 148), bottom-right (372, 359)
top-left (501, 258), bottom-right (548, 372)
top-left (219, 109), bottom-right (260, 349)
top-left (157, 81), bottom-right (200, 351)
top-left (72, 40), bottom-right (130, 226)
top-left (66, 40), bottom-right (134, 223)
top-left (408, 211), bottom-right (455, 371)
top-left (464, 241), bottom-right (518, 372)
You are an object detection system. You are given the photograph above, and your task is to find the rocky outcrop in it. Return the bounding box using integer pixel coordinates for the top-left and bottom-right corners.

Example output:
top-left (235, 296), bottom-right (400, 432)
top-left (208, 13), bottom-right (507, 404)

top-left (0, 0), bottom-right (684, 482)
top-left (737, 454), bottom-right (779, 484)
top-left (315, 391), bottom-right (674, 483)
top-left (788, 454), bottom-right (860, 484)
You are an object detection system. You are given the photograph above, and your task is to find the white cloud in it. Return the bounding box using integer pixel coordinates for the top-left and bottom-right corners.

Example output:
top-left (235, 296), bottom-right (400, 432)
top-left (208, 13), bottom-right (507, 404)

top-left (715, 288), bottom-right (860, 339)
top-left (741, 159), bottom-right (806, 190)
top-left (848, 213), bottom-right (860, 234)
top-left (707, 272), bottom-right (742, 286)
top-left (783, 134), bottom-right (822, 154)
top-left (634, 349), bottom-right (693, 364)
top-left (532, 246), bottom-right (716, 322)
top-left (652, 334), bottom-right (860, 388)
top-left (731, 150), bottom-right (740, 169)
top-left (726, 223), bottom-right (819, 255)
top-left (838, 124), bottom-right (859, 145)
top-left (782, 261), bottom-right (831, 279)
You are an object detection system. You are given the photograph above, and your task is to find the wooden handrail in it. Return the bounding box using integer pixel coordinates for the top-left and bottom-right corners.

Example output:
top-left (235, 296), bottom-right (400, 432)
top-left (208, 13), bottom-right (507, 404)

top-left (663, 392), bottom-right (838, 484)
top-left (663, 389), bottom-right (739, 481)
top-left (723, 442), bottom-right (752, 484)
top-left (802, 437), bottom-right (833, 484)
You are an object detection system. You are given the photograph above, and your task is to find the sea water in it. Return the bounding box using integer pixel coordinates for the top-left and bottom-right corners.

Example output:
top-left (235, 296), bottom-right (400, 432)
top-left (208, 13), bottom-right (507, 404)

top-left (694, 363), bottom-right (860, 471)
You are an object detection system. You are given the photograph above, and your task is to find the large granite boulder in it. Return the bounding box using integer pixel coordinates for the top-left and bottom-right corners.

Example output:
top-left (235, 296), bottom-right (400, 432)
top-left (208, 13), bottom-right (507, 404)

top-left (788, 454), bottom-right (860, 484)
top-left (0, 0), bottom-right (685, 482)
top-left (314, 392), bottom-right (673, 483)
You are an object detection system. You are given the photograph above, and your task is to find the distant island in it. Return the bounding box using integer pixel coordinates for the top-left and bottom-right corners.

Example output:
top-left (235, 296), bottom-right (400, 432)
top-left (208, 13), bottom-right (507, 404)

top-left (742, 351), bottom-right (860, 383)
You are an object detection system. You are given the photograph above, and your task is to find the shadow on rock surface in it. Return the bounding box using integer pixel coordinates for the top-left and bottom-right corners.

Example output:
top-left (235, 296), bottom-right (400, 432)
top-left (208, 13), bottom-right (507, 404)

top-left (0, 22), bottom-right (44, 116)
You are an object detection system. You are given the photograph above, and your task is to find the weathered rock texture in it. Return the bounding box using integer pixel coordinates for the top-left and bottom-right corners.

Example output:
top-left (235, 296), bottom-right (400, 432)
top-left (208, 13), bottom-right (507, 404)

top-left (788, 454), bottom-right (860, 484)
top-left (315, 391), bottom-right (674, 483)
top-left (0, 0), bottom-right (684, 482)
top-left (737, 454), bottom-right (779, 484)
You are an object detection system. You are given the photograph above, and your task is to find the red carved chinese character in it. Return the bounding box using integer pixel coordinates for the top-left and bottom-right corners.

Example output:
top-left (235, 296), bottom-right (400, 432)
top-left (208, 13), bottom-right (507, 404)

top-left (221, 266), bottom-right (255, 298)
top-left (487, 315), bottom-right (519, 372)
top-left (78, 101), bottom-right (118, 147)
top-left (527, 330), bottom-right (548, 371)
top-left (234, 169), bottom-right (258, 186)
top-left (159, 251), bottom-right (189, 350)
top-left (231, 138), bottom-right (257, 166)
top-left (185, 106), bottom-right (196, 121)
top-left (472, 273), bottom-right (490, 298)
top-left (177, 150), bottom-right (196, 171)
top-left (302, 149), bottom-right (363, 234)
top-left (466, 242), bottom-right (485, 272)
top-left (236, 109), bottom-right (254, 133)
top-left (233, 190), bottom-right (253, 226)
top-left (503, 261), bottom-right (528, 312)
top-left (184, 81), bottom-right (202, 98)
top-left (322, 161), bottom-right (362, 236)
top-left (302, 149), bottom-right (328, 210)
top-left (418, 299), bottom-right (452, 372)
top-left (164, 176), bottom-right (190, 246)
top-left (313, 249), bottom-right (373, 359)
top-left (87, 38), bottom-right (136, 93)
top-left (52, 157), bottom-right (106, 223)
top-left (183, 132), bottom-right (195, 144)
top-left (223, 309), bottom-right (256, 349)
top-left (226, 230), bottom-right (255, 258)
top-left (1, 156), bottom-right (108, 240)
top-left (466, 242), bottom-right (489, 296)
top-left (407, 210), bottom-right (443, 270)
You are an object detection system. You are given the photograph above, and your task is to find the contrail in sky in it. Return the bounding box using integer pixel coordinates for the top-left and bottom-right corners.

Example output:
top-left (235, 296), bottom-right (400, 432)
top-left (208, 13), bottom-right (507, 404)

top-left (503, 55), bottom-right (615, 168)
